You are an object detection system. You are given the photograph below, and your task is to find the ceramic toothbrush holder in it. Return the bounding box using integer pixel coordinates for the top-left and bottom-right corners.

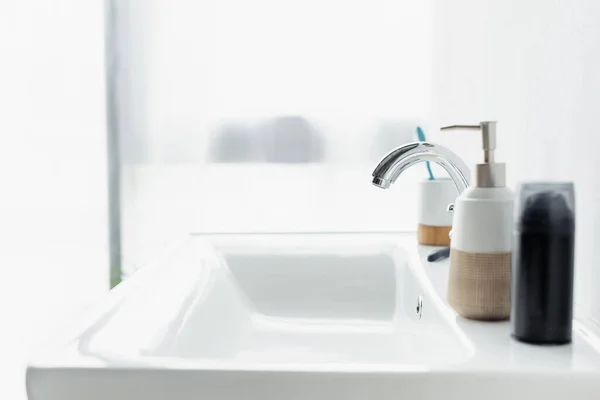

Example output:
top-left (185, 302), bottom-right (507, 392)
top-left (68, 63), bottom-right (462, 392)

top-left (417, 178), bottom-right (456, 246)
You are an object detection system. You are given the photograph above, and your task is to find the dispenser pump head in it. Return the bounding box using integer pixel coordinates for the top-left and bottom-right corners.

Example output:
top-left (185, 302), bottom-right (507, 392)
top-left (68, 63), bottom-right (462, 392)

top-left (440, 121), bottom-right (505, 188)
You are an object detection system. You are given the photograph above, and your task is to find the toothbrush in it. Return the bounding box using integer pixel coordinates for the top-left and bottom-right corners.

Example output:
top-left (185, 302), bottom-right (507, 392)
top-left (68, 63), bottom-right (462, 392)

top-left (427, 246), bottom-right (450, 262)
top-left (416, 126), bottom-right (435, 180)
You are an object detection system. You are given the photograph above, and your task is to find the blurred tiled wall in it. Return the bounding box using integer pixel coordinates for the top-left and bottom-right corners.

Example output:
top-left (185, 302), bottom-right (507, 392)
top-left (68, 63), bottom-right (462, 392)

top-left (434, 0), bottom-right (600, 323)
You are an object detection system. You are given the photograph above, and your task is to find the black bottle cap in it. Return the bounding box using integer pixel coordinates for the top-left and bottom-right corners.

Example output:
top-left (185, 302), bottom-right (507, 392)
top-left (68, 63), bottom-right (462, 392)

top-left (515, 182), bottom-right (575, 233)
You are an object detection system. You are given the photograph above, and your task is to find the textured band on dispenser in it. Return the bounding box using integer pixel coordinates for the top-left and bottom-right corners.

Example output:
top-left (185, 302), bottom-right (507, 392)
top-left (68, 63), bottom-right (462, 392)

top-left (447, 248), bottom-right (512, 321)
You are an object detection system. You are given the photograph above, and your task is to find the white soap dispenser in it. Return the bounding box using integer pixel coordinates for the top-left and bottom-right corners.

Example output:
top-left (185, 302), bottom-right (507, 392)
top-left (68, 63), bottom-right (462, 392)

top-left (442, 121), bottom-right (513, 321)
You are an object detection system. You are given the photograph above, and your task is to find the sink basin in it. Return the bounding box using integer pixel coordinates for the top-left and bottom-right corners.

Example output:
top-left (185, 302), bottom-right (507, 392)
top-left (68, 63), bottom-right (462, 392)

top-left (27, 233), bottom-right (600, 400)
top-left (86, 234), bottom-right (470, 367)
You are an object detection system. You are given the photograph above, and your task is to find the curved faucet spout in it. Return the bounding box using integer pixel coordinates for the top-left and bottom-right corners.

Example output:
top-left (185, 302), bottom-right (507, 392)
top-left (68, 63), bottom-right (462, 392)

top-left (371, 142), bottom-right (471, 194)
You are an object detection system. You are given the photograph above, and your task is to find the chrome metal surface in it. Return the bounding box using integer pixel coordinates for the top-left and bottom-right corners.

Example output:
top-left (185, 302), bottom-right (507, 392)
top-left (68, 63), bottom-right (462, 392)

top-left (440, 122), bottom-right (505, 188)
top-left (371, 142), bottom-right (471, 194)
top-left (440, 125), bottom-right (481, 130)
top-left (441, 122), bottom-right (497, 163)
top-left (474, 163), bottom-right (506, 188)
top-left (479, 121), bottom-right (497, 163)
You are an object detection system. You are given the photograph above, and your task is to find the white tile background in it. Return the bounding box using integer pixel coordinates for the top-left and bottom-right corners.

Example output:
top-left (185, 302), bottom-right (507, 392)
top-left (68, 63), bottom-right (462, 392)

top-left (433, 0), bottom-right (600, 323)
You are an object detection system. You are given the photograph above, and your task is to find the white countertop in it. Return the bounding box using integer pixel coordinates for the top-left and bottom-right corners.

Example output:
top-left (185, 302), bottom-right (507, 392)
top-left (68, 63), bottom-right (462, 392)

top-left (414, 243), bottom-right (600, 372)
top-left (26, 233), bottom-right (600, 400)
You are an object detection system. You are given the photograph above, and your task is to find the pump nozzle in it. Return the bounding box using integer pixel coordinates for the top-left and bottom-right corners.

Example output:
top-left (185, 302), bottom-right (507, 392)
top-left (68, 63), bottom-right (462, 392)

top-left (440, 121), bottom-right (505, 188)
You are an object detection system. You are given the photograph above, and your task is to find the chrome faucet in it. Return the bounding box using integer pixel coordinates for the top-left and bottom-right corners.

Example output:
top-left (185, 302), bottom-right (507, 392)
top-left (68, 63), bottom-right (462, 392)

top-left (371, 137), bottom-right (471, 198)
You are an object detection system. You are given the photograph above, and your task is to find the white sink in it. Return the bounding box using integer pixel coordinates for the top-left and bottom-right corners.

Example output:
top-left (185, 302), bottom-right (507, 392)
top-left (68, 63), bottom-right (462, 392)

top-left (27, 233), bottom-right (600, 400)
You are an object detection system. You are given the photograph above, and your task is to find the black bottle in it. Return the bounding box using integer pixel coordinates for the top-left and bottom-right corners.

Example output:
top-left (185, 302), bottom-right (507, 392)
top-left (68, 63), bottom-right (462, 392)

top-left (512, 182), bottom-right (575, 344)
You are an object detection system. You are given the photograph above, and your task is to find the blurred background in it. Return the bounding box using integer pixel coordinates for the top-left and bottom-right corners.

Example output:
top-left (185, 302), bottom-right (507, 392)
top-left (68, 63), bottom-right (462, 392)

top-left (108, 0), bottom-right (434, 282)
top-left (1, 2), bottom-right (108, 399)
top-left (4, 0), bottom-right (433, 398)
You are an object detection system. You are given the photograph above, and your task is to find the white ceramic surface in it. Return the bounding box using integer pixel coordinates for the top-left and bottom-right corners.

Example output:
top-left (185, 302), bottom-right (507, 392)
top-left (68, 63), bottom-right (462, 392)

top-left (418, 178), bottom-right (457, 227)
top-left (451, 187), bottom-right (514, 252)
top-left (27, 233), bottom-right (600, 400)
